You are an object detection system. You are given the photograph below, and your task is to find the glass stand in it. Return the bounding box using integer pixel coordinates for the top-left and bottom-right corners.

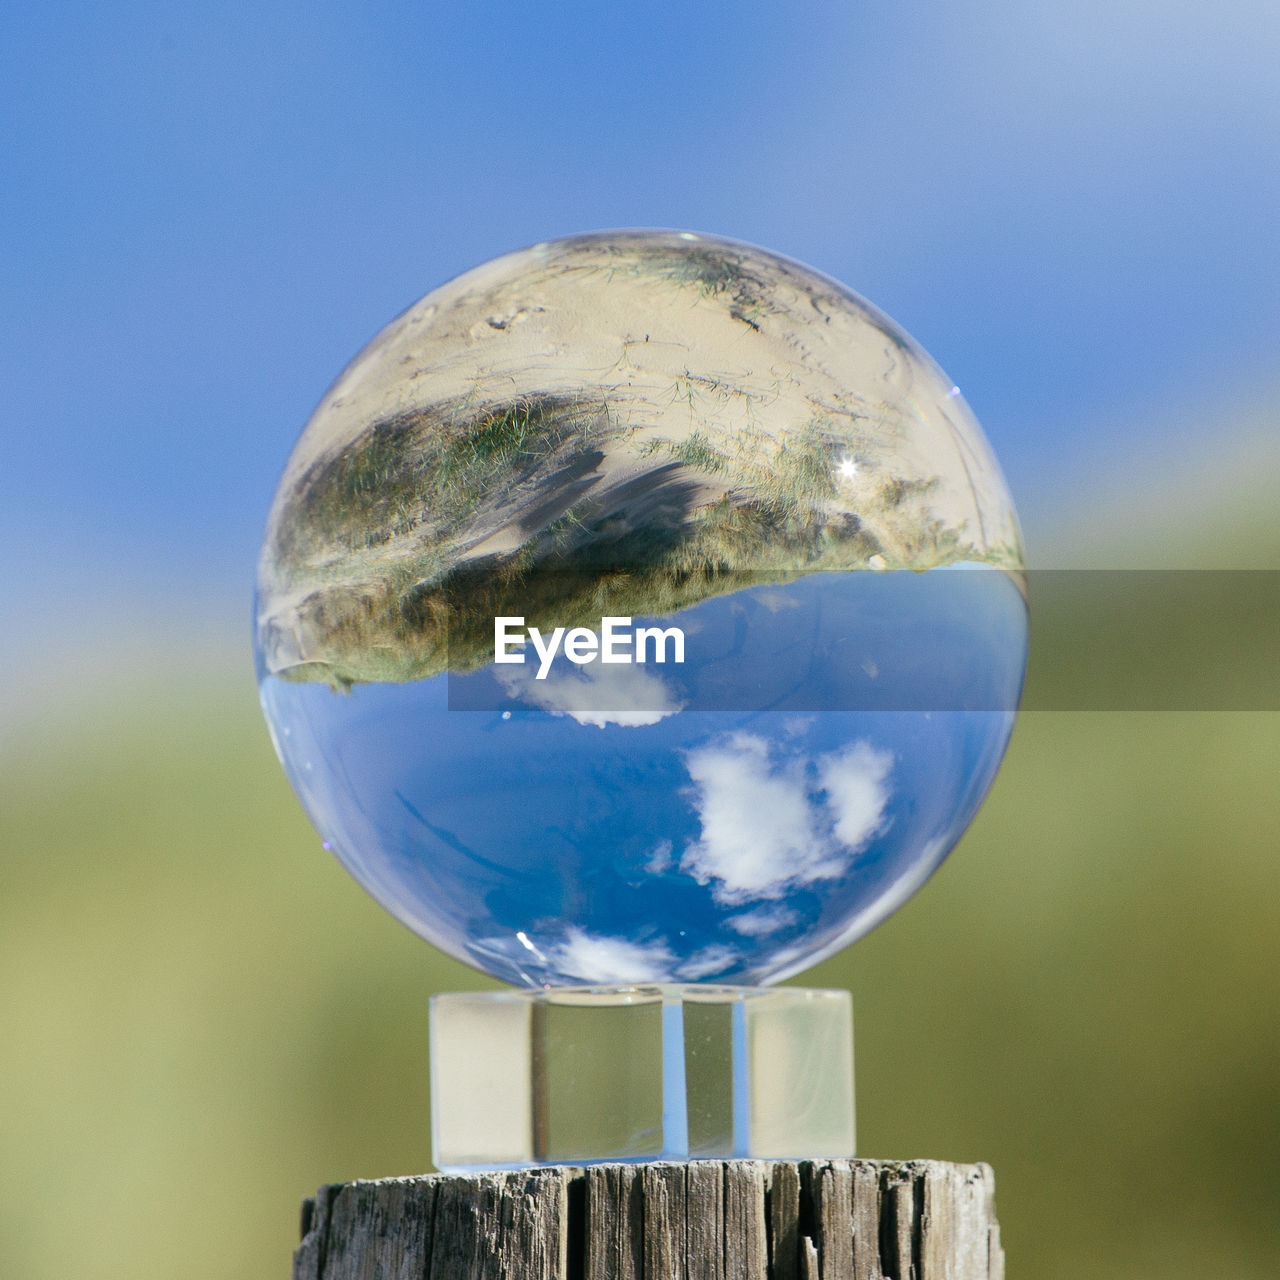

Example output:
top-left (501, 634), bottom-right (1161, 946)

top-left (429, 984), bottom-right (854, 1172)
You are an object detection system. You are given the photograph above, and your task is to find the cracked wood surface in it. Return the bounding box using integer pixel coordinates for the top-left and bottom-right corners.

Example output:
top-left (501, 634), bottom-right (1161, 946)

top-left (293, 1159), bottom-right (1003, 1279)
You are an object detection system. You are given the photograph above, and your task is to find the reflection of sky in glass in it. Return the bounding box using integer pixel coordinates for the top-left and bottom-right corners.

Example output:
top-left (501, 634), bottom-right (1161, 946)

top-left (258, 569), bottom-right (1027, 986)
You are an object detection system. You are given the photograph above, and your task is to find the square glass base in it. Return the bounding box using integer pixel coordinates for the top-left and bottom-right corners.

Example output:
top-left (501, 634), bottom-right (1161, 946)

top-left (429, 984), bottom-right (854, 1172)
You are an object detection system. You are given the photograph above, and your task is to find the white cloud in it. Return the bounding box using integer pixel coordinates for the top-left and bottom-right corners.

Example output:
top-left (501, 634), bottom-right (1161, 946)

top-left (727, 904), bottom-right (800, 937)
top-left (678, 732), bottom-right (895, 905)
top-left (496, 661), bottom-right (683, 728)
top-left (750, 587), bottom-right (803, 612)
top-left (679, 734), bottom-right (829, 903)
top-left (819, 741), bottom-right (894, 852)
top-left (676, 945), bottom-right (740, 981)
top-left (644, 840), bottom-right (674, 874)
top-left (546, 927), bottom-right (676, 984)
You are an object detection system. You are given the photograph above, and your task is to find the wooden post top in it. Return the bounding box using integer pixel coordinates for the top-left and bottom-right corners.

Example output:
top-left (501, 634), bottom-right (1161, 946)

top-left (293, 1158), bottom-right (1003, 1279)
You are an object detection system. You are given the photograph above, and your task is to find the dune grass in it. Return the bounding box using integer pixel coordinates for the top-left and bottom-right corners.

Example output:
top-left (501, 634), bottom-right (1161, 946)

top-left (259, 394), bottom-right (1014, 690)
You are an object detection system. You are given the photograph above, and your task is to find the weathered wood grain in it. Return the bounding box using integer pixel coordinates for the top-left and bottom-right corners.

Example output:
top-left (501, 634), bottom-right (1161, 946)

top-left (686, 1161), bottom-right (725, 1280)
top-left (768, 1161), bottom-right (802, 1280)
top-left (850, 1162), bottom-right (883, 1280)
top-left (723, 1160), bottom-right (768, 1280)
top-left (586, 1163), bottom-right (644, 1280)
top-left (293, 1160), bottom-right (1003, 1279)
top-left (642, 1163), bottom-right (685, 1278)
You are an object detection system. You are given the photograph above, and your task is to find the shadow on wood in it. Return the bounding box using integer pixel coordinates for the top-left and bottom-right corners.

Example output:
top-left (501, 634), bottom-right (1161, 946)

top-left (293, 1159), bottom-right (1003, 1279)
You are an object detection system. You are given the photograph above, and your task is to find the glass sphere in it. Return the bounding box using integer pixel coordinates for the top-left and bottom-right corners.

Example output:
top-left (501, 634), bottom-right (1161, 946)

top-left (255, 230), bottom-right (1026, 987)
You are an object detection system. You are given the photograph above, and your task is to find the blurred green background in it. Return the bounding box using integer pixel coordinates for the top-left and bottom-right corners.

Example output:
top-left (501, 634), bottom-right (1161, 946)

top-left (2, 484), bottom-right (1277, 1280)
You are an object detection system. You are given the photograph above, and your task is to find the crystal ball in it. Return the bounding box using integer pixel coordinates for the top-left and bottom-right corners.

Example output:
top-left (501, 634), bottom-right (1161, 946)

top-left (255, 230), bottom-right (1027, 987)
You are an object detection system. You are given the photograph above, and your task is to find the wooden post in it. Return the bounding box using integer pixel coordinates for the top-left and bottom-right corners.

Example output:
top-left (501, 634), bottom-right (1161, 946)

top-left (293, 1159), bottom-right (1004, 1279)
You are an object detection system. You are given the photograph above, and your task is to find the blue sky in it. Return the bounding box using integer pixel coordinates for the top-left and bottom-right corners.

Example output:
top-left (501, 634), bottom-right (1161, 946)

top-left (3, 1), bottom-right (1278, 671)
